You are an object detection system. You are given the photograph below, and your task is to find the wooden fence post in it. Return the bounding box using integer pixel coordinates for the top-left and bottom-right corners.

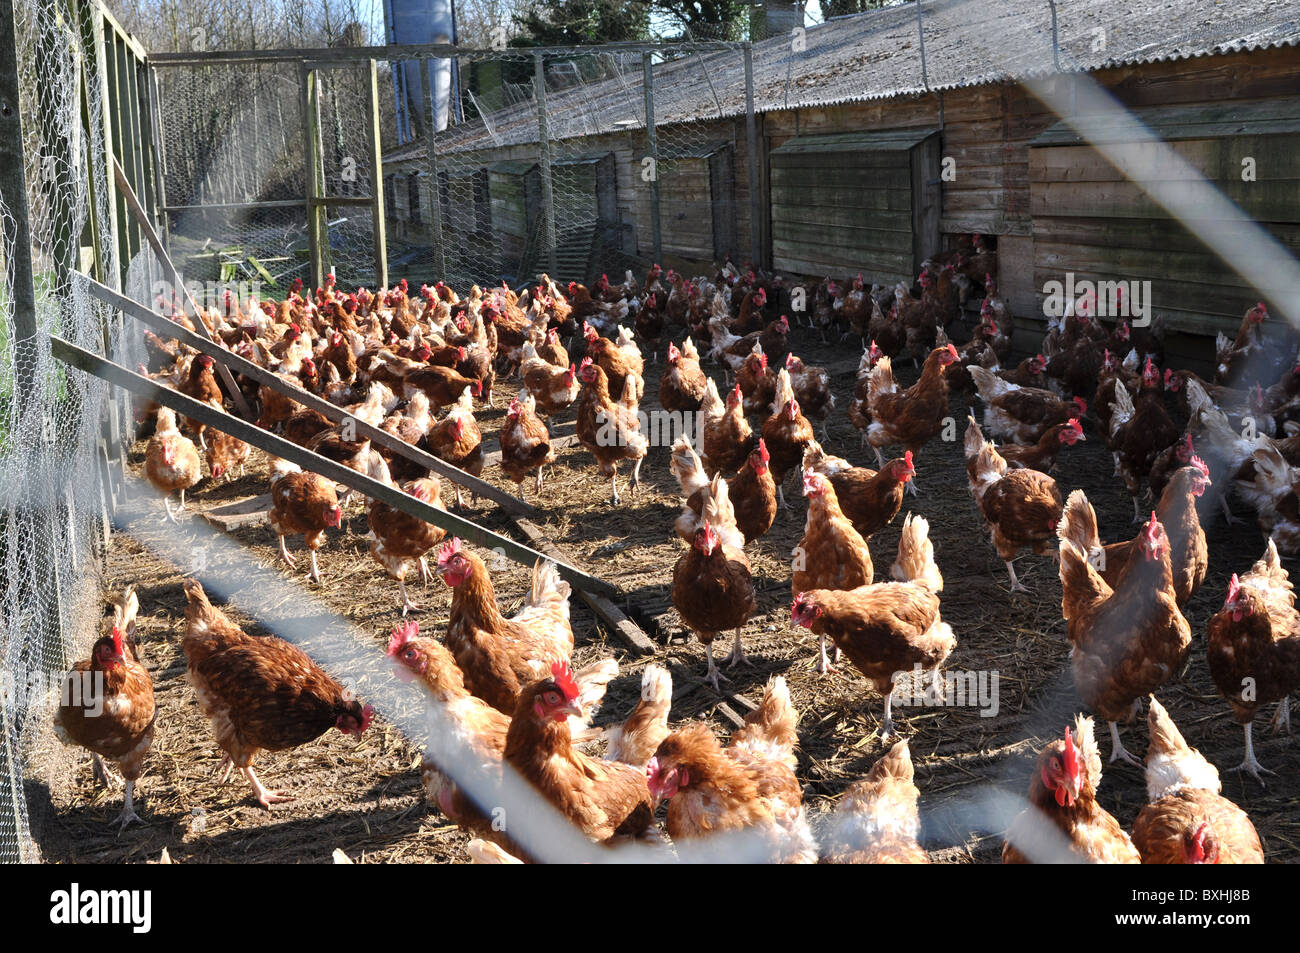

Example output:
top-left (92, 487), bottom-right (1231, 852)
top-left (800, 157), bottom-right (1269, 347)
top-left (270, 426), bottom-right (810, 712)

top-left (366, 58), bottom-right (388, 290)
top-left (420, 55), bottom-right (447, 280)
top-left (301, 62), bottom-right (327, 290)
top-left (534, 51), bottom-right (557, 280)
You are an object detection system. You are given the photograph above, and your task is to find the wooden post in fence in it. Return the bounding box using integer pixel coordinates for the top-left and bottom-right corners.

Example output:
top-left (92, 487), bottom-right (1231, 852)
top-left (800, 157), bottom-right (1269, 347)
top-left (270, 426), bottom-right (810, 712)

top-left (642, 50), bottom-right (662, 267)
top-left (0, 0), bottom-right (67, 725)
top-left (419, 55), bottom-right (448, 280)
top-left (365, 58), bottom-right (388, 290)
top-left (301, 62), bottom-right (327, 290)
top-left (534, 50), bottom-right (557, 280)
top-left (743, 41), bottom-right (763, 271)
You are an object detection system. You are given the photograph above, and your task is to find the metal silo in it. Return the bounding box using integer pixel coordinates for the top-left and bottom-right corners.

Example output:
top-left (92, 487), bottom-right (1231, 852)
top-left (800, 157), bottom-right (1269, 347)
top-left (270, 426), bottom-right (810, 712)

top-left (384, 0), bottom-right (458, 144)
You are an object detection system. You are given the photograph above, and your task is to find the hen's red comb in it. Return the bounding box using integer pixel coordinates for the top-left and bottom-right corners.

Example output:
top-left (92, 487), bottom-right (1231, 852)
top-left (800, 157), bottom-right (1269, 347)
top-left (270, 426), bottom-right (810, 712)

top-left (1190, 455), bottom-right (1210, 479)
top-left (1062, 726), bottom-right (1080, 778)
top-left (387, 620), bottom-right (419, 656)
top-left (1188, 821), bottom-right (1211, 862)
top-left (551, 660), bottom-right (579, 702)
top-left (904, 450), bottom-right (914, 467)
top-left (436, 537), bottom-right (463, 569)
top-left (757, 438), bottom-right (770, 463)
top-left (111, 626), bottom-right (124, 657)
top-left (1227, 573), bottom-right (1242, 603)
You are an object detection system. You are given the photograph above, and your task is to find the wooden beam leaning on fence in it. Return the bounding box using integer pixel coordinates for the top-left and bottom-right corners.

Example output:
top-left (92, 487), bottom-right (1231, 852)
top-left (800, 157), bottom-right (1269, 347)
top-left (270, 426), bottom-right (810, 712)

top-left (49, 333), bottom-right (615, 599)
top-left (75, 272), bottom-right (535, 518)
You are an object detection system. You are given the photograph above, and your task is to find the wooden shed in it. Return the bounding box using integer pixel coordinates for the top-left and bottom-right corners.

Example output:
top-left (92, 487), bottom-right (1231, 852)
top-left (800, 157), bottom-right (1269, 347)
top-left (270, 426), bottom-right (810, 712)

top-left (768, 129), bottom-right (942, 285)
top-left (488, 159), bottom-right (542, 264)
top-left (1030, 98), bottom-right (1300, 354)
top-left (658, 139), bottom-right (737, 262)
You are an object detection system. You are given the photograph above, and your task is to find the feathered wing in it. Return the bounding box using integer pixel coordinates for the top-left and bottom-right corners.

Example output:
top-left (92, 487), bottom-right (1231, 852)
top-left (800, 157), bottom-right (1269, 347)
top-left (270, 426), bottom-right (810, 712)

top-left (603, 664), bottom-right (673, 768)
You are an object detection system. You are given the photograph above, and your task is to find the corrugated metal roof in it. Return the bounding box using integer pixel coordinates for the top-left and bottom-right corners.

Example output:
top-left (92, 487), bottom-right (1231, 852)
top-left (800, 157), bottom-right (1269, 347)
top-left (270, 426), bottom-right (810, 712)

top-left (386, 0), bottom-right (1300, 163)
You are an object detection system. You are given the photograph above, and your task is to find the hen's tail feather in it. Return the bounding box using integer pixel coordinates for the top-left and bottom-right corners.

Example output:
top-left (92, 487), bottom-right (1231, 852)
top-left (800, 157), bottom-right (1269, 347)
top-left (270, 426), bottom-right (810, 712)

top-left (1108, 379), bottom-right (1135, 440)
top-left (891, 513), bottom-right (943, 593)
top-left (669, 433), bottom-right (708, 499)
top-left (1058, 488), bottom-right (1102, 553)
top-left (963, 414), bottom-right (987, 462)
top-left (1145, 696), bottom-right (1220, 800)
top-left (466, 839), bottom-right (524, 864)
top-left (868, 738), bottom-right (916, 785)
top-left (699, 474), bottom-right (744, 549)
top-left (527, 558), bottom-right (572, 613)
top-left (113, 584), bottom-right (140, 637)
top-left (866, 355), bottom-right (897, 401)
top-left (566, 657), bottom-right (620, 741)
top-left (604, 664), bottom-right (673, 768)
top-left (1249, 536), bottom-right (1292, 596)
top-left (968, 365), bottom-right (1010, 407)
top-left (731, 676), bottom-right (799, 768)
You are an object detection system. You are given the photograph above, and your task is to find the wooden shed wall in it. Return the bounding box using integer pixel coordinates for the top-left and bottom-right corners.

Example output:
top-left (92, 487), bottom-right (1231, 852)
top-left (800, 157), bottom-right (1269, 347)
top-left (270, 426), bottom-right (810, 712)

top-left (762, 46), bottom-right (1300, 354)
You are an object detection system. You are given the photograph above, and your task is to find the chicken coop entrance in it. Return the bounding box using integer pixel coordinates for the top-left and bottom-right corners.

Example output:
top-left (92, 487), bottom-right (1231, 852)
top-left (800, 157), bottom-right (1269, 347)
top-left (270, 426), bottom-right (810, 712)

top-left (769, 130), bottom-right (942, 286)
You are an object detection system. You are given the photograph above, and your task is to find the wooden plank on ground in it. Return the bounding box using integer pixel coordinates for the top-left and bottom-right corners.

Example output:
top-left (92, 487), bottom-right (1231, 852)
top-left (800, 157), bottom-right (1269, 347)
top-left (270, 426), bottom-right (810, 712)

top-left (200, 493), bottom-right (273, 531)
top-left (512, 517), bottom-right (657, 657)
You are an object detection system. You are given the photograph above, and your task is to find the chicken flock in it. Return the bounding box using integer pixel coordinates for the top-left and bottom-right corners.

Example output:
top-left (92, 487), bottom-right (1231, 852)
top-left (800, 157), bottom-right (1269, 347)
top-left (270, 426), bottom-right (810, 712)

top-left (56, 239), bottom-right (1300, 863)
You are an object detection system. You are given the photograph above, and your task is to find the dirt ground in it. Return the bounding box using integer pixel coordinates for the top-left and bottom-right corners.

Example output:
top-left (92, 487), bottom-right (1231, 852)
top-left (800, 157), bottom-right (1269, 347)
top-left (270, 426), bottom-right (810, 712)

top-left (29, 320), bottom-right (1300, 864)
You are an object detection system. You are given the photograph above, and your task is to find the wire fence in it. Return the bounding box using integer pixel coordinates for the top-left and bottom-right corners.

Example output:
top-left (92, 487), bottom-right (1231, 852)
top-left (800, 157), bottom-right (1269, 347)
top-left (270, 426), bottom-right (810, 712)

top-left (3, 0), bottom-right (1300, 866)
top-left (0, 0), bottom-right (133, 864)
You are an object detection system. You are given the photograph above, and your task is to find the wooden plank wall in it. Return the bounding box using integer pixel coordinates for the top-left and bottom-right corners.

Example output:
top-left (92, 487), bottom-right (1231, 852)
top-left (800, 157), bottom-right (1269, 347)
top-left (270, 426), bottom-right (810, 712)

top-left (1030, 135), bottom-right (1300, 347)
top-left (769, 146), bottom-right (915, 283)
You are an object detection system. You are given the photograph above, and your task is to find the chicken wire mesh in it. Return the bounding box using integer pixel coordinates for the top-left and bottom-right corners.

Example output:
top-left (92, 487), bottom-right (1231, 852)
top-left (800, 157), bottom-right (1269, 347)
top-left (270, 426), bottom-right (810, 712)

top-left (387, 44), bottom-right (753, 293)
top-left (0, 0), bottom-right (124, 864)
top-left (153, 59), bottom-right (312, 297)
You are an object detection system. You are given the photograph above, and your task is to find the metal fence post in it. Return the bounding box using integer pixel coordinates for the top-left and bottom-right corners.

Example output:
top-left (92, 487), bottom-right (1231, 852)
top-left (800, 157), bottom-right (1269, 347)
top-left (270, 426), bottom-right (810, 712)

top-left (743, 41), bottom-right (762, 269)
top-left (534, 50), bottom-right (557, 279)
top-left (420, 55), bottom-right (448, 280)
top-left (642, 50), bottom-right (662, 266)
top-left (916, 0), bottom-right (930, 91)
